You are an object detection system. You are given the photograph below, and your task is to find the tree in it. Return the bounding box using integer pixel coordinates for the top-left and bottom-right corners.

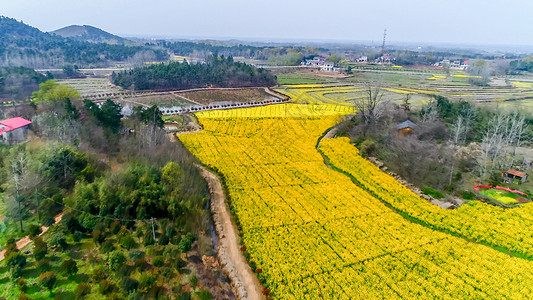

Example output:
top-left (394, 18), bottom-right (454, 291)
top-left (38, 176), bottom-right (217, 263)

top-left (58, 259), bottom-right (78, 277)
top-left (32, 80), bottom-right (80, 103)
top-left (84, 99), bottom-right (123, 133)
top-left (353, 85), bottom-right (388, 133)
top-left (108, 251), bottom-right (126, 271)
top-left (33, 236), bottom-right (48, 260)
top-left (467, 60), bottom-right (491, 86)
top-left (39, 271), bottom-right (57, 293)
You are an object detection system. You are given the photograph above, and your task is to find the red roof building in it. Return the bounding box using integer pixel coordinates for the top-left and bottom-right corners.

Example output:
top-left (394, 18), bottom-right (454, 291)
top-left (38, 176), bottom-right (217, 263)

top-left (503, 169), bottom-right (529, 183)
top-left (0, 117), bottom-right (32, 132)
top-left (0, 117), bottom-right (32, 143)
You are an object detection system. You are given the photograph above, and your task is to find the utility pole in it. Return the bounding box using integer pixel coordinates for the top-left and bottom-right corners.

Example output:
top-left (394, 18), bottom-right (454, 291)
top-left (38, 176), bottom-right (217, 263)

top-left (151, 217), bottom-right (156, 241)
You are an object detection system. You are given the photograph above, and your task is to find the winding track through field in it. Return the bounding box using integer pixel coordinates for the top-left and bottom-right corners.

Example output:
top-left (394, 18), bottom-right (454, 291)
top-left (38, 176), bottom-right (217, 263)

top-left (199, 166), bottom-right (265, 300)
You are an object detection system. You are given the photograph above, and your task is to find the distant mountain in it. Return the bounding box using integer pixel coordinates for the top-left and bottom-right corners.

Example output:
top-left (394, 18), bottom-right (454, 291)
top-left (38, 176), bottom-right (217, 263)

top-left (51, 25), bottom-right (129, 45)
top-left (0, 16), bottom-right (168, 68)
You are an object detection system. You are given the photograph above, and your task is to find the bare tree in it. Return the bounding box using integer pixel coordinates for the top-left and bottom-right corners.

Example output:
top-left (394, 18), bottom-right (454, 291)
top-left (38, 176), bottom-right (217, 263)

top-left (420, 100), bottom-right (440, 124)
top-left (477, 112), bottom-right (528, 182)
top-left (352, 85), bottom-right (389, 134)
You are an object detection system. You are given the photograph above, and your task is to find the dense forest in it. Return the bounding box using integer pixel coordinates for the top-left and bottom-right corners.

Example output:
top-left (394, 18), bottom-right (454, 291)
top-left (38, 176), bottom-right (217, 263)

top-left (0, 17), bottom-right (168, 68)
top-left (112, 55), bottom-right (277, 90)
top-left (0, 81), bottom-right (228, 298)
top-left (0, 67), bottom-right (50, 100)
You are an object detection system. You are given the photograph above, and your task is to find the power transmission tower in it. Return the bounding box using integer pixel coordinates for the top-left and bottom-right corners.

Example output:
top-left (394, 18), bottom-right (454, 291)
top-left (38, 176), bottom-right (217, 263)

top-left (381, 29), bottom-right (387, 62)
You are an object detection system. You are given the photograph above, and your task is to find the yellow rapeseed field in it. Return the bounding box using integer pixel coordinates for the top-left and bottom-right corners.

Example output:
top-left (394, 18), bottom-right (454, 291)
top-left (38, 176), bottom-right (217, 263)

top-left (179, 104), bottom-right (533, 299)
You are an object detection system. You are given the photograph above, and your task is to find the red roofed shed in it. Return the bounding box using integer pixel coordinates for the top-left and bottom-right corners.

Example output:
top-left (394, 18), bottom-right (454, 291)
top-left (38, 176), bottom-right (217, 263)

top-left (503, 169), bottom-right (529, 183)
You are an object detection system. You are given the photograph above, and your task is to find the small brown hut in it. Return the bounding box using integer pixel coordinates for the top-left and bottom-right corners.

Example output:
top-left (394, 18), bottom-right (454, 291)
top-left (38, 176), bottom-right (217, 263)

top-left (397, 120), bottom-right (416, 135)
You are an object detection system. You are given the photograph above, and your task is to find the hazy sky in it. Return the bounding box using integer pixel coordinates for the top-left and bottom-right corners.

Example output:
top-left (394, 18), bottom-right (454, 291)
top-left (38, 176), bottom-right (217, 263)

top-left (3, 0), bottom-right (533, 46)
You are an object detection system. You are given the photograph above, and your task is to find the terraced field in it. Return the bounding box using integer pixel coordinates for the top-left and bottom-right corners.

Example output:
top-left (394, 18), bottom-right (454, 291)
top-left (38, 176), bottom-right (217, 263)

top-left (179, 104), bottom-right (533, 299)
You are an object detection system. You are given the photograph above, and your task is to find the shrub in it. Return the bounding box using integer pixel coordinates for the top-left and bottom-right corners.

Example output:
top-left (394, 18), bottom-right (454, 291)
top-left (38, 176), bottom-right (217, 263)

top-left (120, 277), bottom-right (139, 293)
top-left (134, 258), bottom-right (150, 272)
top-left (158, 235), bottom-right (169, 246)
top-left (117, 264), bottom-right (133, 278)
top-left (178, 233), bottom-right (195, 253)
top-left (128, 250), bottom-right (145, 261)
top-left (119, 235), bottom-right (137, 250)
top-left (195, 289), bottom-right (213, 300)
top-left (18, 294), bottom-right (32, 300)
top-left (10, 266), bottom-right (23, 281)
top-left (92, 229), bottom-right (106, 245)
top-left (44, 217), bottom-right (55, 227)
top-left (80, 215), bottom-right (98, 231)
top-left (36, 258), bottom-right (51, 272)
top-left (109, 251), bottom-right (126, 271)
top-left (138, 272), bottom-right (157, 291)
top-left (152, 256), bottom-right (165, 267)
top-left (74, 283), bottom-right (92, 299)
top-left (17, 277), bottom-right (28, 292)
top-left (421, 187), bottom-right (444, 199)
top-left (73, 231), bottom-right (84, 242)
top-left (28, 224), bottom-right (42, 237)
top-left (99, 240), bottom-right (116, 254)
top-left (189, 273), bottom-right (198, 289)
top-left (49, 231), bottom-right (68, 250)
top-left (462, 191), bottom-right (476, 200)
top-left (110, 221), bottom-right (122, 234)
top-left (91, 267), bottom-right (107, 282)
top-left (39, 271), bottom-right (57, 292)
top-left (7, 253), bottom-right (27, 269)
top-left (143, 231), bottom-right (155, 246)
top-left (99, 279), bottom-right (115, 295)
top-left (59, 259), bottom-right (78, 277)
top-left (33, 236), bottom-right (48, 260)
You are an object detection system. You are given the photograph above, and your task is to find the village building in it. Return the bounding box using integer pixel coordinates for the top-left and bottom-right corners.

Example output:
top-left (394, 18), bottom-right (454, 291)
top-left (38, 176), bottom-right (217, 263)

top-left (0, 117), bottom-right (32, 144)
top-left (302, 57), bottom-right (326, 67)
top-left (397, 120), bottom-right (416, 135)
top-left (503, 169), bottom-right (529, 184)
top-left (321, 62), bottom-right (335, 72)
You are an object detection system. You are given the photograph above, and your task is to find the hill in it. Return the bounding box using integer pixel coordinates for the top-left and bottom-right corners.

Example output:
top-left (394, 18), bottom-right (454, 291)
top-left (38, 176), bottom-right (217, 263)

top-left (51, 25), bottom-right (129, 45)
top-left (0, 16), bottom-right (168, 68)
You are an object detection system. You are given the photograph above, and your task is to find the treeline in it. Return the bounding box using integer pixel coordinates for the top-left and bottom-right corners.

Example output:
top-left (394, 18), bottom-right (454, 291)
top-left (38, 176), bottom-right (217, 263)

top-left (509, 56), bottom-right (533, 73)
top-left (112, 55), bottom-right (277, 90)
top-left (159, 40), bottom-right (323, 63)
top-left (0, 81), bottom-right (220, 298)
top-left (0, 17), bottom-right (168, 68)
top-left (0, 67), bottom-right (50, 99)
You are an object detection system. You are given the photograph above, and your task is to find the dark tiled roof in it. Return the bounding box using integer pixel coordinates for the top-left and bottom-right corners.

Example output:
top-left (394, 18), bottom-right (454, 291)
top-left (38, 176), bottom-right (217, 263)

top-left (397, 120), bottom-right (416, 130)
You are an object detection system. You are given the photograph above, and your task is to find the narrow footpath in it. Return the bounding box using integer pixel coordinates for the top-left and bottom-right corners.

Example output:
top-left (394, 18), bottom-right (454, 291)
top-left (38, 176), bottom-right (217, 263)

top-left (0, 213), bottom-right (63, 261)
top-left (199, 166), bottom-right (265, 300)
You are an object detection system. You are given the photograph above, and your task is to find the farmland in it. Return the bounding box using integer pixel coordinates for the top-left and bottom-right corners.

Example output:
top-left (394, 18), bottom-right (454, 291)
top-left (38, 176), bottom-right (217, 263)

top-left (179, 104), bottom-right (533, 299)
top-left (275, 70), bottom-right (533, 115)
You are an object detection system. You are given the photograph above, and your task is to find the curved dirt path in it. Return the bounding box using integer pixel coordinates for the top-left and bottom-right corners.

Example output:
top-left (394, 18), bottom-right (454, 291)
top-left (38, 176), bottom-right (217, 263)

top-left (199, 166), bottom-right (265, 300)
top-left (0, 213), bottom-right (63, 261)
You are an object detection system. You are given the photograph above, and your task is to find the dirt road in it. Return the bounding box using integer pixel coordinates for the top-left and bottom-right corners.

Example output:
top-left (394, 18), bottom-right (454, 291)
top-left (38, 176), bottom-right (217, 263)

top-left (199, 166), bottom-right (265, 300)
top-left (0, 213), bottom-right (63, 261)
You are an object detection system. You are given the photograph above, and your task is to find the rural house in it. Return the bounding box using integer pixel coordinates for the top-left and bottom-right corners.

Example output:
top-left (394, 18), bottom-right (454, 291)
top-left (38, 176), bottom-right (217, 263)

top-left (503, 169), bottom-right (529, 183)
top-left (397, 120), bottom-right (416, 135)
top-left (321, 62), bottom-right (335, 72)
top-left (0, 117), bottom-right (32, 144)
